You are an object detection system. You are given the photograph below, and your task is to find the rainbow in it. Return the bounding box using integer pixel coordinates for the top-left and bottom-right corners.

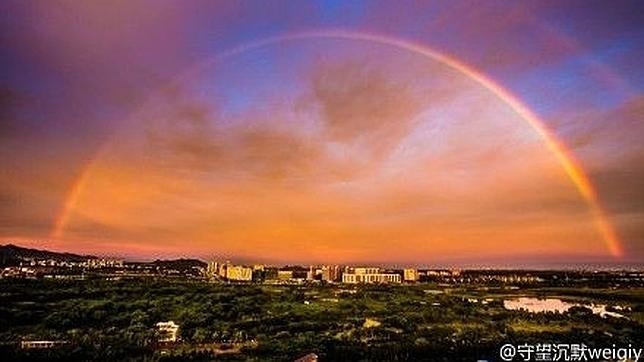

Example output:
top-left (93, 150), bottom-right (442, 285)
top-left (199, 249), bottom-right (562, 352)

top-left (51, 160), bottom-right (94, 240)
top-left (50, 30), bottom-right (624, 257)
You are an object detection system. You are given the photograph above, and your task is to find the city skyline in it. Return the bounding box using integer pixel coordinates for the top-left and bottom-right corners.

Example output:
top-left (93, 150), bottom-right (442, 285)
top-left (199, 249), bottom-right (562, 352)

top-left (1, 1), bottom-right (643, 265)
top-left (3, 242), bottom-right (643, 270)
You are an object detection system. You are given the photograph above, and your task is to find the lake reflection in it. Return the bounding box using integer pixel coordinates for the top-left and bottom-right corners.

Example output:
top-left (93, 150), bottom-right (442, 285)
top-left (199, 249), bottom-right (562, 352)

top-left (503, 297), bottom-right (625, 318)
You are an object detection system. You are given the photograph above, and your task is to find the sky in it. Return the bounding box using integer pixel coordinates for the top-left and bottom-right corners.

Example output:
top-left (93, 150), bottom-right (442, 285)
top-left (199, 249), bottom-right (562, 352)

top-left (0, 1), bottom-right (642, 266)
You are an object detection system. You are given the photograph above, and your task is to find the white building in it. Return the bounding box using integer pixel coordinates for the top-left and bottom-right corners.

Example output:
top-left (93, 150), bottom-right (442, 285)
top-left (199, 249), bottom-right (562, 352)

top-left (342, 267), bottom-right (401, 284)
top-left (156, 321), bottom-right (180, 343)
top-left (21, 340), bottom-right (67, 349)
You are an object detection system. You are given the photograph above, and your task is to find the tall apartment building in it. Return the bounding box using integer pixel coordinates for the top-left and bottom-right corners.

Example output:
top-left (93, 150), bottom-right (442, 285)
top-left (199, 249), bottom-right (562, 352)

top-left (206, 261), bottom-right (219, 278)
top-left (321, 265), bottom-right (341, 282)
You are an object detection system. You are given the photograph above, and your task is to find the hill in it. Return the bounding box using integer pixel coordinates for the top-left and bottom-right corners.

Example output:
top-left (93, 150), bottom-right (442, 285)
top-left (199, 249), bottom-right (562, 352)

top-left (0, 243), bottom-right (97, 266)
top-left (152, 258), bottom-right (207, 270)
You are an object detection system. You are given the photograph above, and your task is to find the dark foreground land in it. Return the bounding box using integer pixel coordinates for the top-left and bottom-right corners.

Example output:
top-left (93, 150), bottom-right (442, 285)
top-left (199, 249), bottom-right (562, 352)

top-left (1, 278), bottom-right (643, 361)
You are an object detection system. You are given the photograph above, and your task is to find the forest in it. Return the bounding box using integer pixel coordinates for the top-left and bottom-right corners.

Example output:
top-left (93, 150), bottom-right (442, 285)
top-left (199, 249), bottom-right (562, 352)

top-left (1, 278), bottom-right (642, 361)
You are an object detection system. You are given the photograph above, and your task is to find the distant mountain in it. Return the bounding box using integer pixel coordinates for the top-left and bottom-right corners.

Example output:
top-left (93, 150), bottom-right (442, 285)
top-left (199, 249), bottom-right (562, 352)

top-left (0, 243), bottom-right (97, 265)
top-left (152, 258), bottom-right (207, 270)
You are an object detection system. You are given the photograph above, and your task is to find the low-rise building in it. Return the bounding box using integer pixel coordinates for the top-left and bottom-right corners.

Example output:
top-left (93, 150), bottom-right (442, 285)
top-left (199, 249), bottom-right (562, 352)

top-left (277, 270), bottom-right (293, 280)
top-left (156, 321), bottom-right (180, 343)
top-left (342, 267), bottom-right (401, 284)
top-left (85, 259), bottom-right (124, 268)
top-left (21, 340), bottom-right (68, 349)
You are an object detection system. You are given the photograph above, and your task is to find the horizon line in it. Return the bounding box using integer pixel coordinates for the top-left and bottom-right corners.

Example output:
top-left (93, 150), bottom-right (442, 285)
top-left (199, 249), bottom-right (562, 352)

top-left (2, 242), bottom-right (642, 271)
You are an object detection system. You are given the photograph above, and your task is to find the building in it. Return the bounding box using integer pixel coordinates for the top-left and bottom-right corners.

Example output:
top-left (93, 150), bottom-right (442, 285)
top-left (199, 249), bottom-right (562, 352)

top-left (353, 267), bottom-right (380, 275)
top-left (218, 262), bottom-right (228, 278)
top-left (206, 261), bottom-right (219, 278)
top-left (21, 340), bottom-right (67, 349)
top-left (226, 265), bottom-right (253, 281)
top-left (295, 353), bottom-right (319, 362)
top-left (209, 261), bottom-right (253, 281)
top-left (156, 321), bottom-right (180, 343)
top-left (277, 270), bottom-right (293, 280)
top-left (85, 259), bottom-right (124, 268)
top-left (342, 267), bottom-right (401, 284)
top-left (321, 265), bottom-right (340, 282)
top-left (306, 266), bottom-right (315, 281)
top-left (251, 264), bottom-right (265, 281)
top-left (404, 268), bottom-right (419, 282)
top-left (334, 265), bottom-right (342, 281)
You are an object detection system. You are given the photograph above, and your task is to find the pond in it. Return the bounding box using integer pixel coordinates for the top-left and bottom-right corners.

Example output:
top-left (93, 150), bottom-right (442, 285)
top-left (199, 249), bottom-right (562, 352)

top-left (503, 297), bottom-right (625, 318)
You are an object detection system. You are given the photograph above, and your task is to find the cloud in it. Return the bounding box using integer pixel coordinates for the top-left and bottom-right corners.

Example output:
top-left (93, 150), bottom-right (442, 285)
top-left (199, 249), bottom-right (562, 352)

top-left (133, 60), bottom-right (434, 184)
top-left (3, 38), bottom-right (632, 262)
top-left (136, 90), bottom-right (326, 182)
top-left (561, 96), bottom-right (644, 216)
top-left (311, 61), bottom-right (425, 156)
top-left (235, 126), bottom-right (322, 180)
top-left (553, 95), bottom-right (644, 257)
top-left (142, 98), bottom-right (227, 171)
top-left (0, 85), bottom-right (25, 138)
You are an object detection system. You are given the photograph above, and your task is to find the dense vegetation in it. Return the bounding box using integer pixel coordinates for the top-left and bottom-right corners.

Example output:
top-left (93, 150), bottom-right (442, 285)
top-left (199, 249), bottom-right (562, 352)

top-left (0, 278), bottom-right (642, 361)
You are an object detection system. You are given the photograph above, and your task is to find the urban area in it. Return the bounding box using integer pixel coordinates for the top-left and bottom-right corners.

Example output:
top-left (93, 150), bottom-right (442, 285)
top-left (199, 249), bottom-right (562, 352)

top-left (1, 244), bottom-right (643, 361)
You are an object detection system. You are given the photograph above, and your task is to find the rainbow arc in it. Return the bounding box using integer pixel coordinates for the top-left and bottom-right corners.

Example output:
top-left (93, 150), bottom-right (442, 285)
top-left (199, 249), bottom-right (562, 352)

top-left (50, 30), bottom-right (623, 258)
